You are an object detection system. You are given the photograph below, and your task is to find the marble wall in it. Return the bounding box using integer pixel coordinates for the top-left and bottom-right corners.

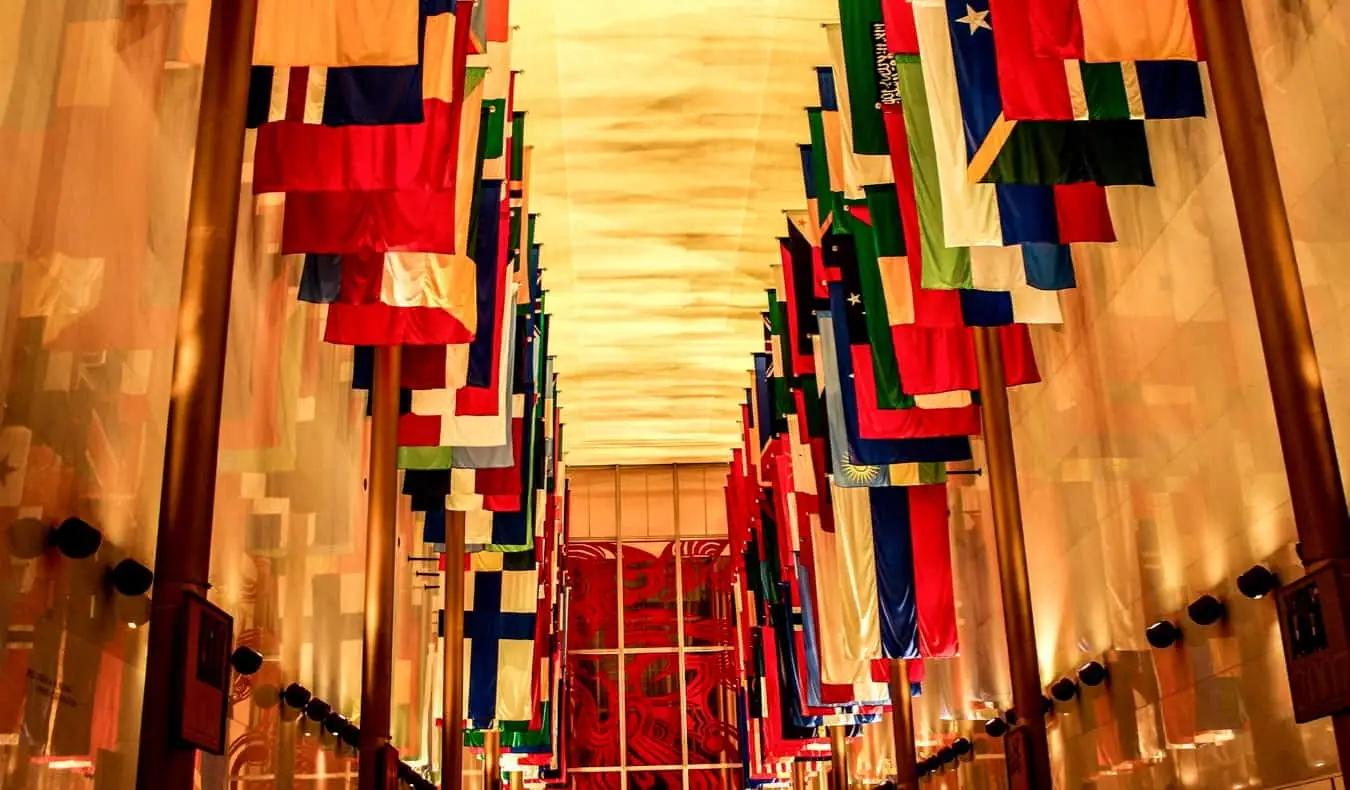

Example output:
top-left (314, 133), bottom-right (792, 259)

top-left (914, 0), bottom-right (1350, 786)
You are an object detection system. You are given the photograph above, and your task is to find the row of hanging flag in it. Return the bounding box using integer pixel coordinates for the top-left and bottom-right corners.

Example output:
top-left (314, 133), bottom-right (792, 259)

top-left (727, 0), bottom-right (1206, 781)
top-left (219, 0), bottom-right (569, 777)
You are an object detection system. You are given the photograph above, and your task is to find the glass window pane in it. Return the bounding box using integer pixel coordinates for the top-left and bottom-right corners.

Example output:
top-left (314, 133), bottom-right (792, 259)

top-left (626, 771), bottom-right (683, 790)
top-left (624, 652), bottom-right (683, 767)
top-left (573, 772), bottom-right (623, 790)
top-left (621, 542), bottom-right (678, 648)
top-left (565, 541), bottom-right (619, 650)
top-left (683, 651), bottom-right (739, 765)
top-left (566, 655), bottom-right (622, 767)
top-left (680, 541), bottom-right (734, 647)
top-left (689, 768), bottom-right (742, 790)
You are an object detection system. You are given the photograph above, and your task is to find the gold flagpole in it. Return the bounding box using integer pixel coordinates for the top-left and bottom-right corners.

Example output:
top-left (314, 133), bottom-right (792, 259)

top-left (133, 0), bottom-right (258, 786)
top-left (443, 511), bottom-right (468, 790)
top-left (887, 660), bottom-right (918, 790)
top-left (508, 771), bottom-right (524, 790)
top-left (1190, 0), bottom-right (1350, 767)
top-left (360, 345), bottom-right (403, 790)
top-left (973, 326), bottom-right (1052, 789)
top-left (484, 729), bottom-right (502, 790)
top-left (792, 760), bottom-right (809, 790)
top-left (828, 726), bottom-right (849, 790)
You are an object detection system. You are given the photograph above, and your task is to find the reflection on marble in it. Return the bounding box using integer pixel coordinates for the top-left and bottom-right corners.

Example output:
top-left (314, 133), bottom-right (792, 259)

top-left (917, 0), bottom-right (1350, 787)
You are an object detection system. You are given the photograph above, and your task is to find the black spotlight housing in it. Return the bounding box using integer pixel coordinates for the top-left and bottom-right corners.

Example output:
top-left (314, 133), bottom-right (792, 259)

top-left (323, 712), bottom-right (348, 735)
top-left (951, 737), bottom-right (973, 757)
top-left (1145, 619), bottom-right (1181, 649)
top-left (937, 746), bottom-right (955, 765)
top-left (1237, 565), bottom-right (1279, 599)
top-left (916, 760), bottom-right (931, 778)
top-left (983, 717), bottom-right (1008, 738)
top-left (305, 699), bottom-right (332, 722)
top-left (6, 518), bottom-right (50, 560)
top-left (108, 558), bottom-right (154, 596)
top-left (1187, 594), bottom-right (1225, 626)
top-left (1077, 660), bottom-right (1108, 687)
top-left (53, 518), bottom-right (102, 559)
top-left (1050, 677), bottom-right (1078, 702)
top-left (230, 646), bottom-right (264, 675)
top-left (1004, 708), bottom-right (1018, 725)
top-left (281, 683), bottom-right (312, 710)
top-left (341, 722), bottom-right (361, 749)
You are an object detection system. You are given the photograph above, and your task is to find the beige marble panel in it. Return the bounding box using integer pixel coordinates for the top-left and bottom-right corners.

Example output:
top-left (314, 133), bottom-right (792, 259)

top-left (511, 0), bottom-right (835, 465)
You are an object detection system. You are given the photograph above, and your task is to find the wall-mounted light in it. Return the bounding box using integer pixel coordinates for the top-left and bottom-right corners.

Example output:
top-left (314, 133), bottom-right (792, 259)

top-left (983, 717), bottom-right (1008, 738)
top-left (341, 722), bottom-right (361, 750)
top-left (1187, 594), bottom-right (1225, 626)
top-left (305, 699), bottom-right (332, 722)
top-left (1049, 677), bottom-right (1079, 702)
top-left (7, 517), bottom-right (103, 560)
top-left (951, 737), bottom-right (972, 758)
top-left (1076, 661), bottom-right (1108, 687)
top-left (230, 646), bottom-right (264, 675)
top-left (1237, 565), bottom-right (1279, 599)
top-left (323, 712), bottom-right (349, 736)
top-left (937, 746), bottom-right (955, 766)
top-left (108, 558), bottom-right (153, 597)
top-left (1145, 620), bottom-right (1181, 649)
top-left (281, 683), bottom-right (312, 710)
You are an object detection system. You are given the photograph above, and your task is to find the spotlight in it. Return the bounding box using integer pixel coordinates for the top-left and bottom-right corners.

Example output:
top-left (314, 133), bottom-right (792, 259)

top-left (1041, 696), bottom-right (1056, 717)
top-left (1050, 677), bottom-right (1078, 702)
top-left (53, 518), bottom-right (102, 559)
top-left (937, 747), bottom-right (955, 765)
top-left (6, 518), bottom-right (50, 560)
top-left (398, 764), bottom-right (414, 785)
top-left (916, 760), bottom-right (931, 778)
top-left (1004, 708), bottom-right (1018, 725)
top-left (108, 558), bottom-right (154, 597)
top-left (230, 646), bottom-right (264, 675)
top-left (1076, 660), bottom-right (1108, 687)
top-left (281, 683), bottom-right (312, 710)
top-left (951, 737), bottom-right (972, 757)
top-left (1187, 594), bottom-right (1225, 626)
top-left (341, 723), bottom-right (361, 749)
top-left (983, 717), bottom-right (1008, 738)
top-left (1237, 565), bottom-right (1279, 599)
top-left (323, 712), bottom-right (348, 736)
top-left (305, 699), bottom-right (332, 722)
top-left (1145, 619), bottom-right (1181, 649)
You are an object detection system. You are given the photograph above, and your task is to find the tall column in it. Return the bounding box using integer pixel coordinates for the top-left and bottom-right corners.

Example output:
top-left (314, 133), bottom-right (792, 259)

top-left (442, 511), bottom-right (468, 790)
top-left (887, 660), bottom-right (918, 790)
top-left (828, 726), bottom-right (849, 790)
top-left (360, 346), bottom-right (403, 790)
top-left (1189, 0), bottom-right (1350, 767)
top-left (133, 0), bottom-right (258, 787)
top-left (973, 326), bottom-right (1052, 789)
top-left (483, 730), bottom-right (502, 790)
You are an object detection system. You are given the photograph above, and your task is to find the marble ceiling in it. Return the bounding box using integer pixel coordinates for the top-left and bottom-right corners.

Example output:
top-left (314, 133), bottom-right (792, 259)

top-left (511, 0), bottom-right (836, 466)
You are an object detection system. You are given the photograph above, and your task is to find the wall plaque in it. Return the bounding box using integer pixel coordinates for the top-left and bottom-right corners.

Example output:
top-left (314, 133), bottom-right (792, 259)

top-left (176, 592), bottom-right (234, 754)
top-left (1275, 559), bottom-right (1350, 723)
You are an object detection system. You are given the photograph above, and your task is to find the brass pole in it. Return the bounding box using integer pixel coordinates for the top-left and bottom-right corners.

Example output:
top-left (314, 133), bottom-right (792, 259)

top-left (828, 726), bottom-right (849, 790)
top-left (887, 660), bottom-right (918, 790)
top-left (443, 511), bottom-right (468, 790)
top-left (1190, 0), bottom-right (1350, 766)
top-left (793, 760), bottom-right (809, 790)
top-left (483, 730), bottom-right (502, 790)
top-left (508, 771), bottom-right (524, 790)
top-left (360, 345), bottom-right (403, 790)
top-left (133, 0), bottom-right (257, 787)
top-left (972, 326), bottom-right (1051, 789)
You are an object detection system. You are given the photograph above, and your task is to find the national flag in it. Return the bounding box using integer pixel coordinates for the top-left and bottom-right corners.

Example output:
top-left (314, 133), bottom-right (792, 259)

top-left (462, 549), bottom-right (538, 726)
top-left (933, 0), bottom-right (1155, 187)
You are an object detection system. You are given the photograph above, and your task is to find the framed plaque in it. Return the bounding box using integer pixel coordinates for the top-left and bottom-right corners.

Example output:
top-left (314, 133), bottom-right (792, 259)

top-left (176, 592), bottom-right (234, 753)
top-left (1276, 559), bottom-right (1350, 722)
top-left (378, 743), bottom-right (401, 790)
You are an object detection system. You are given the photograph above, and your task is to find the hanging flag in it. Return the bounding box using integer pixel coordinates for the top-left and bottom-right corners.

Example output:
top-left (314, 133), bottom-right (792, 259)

top-left (463, 549), bottom-right (539, 726)
top-left (180, 0), bottom-right (424, 67)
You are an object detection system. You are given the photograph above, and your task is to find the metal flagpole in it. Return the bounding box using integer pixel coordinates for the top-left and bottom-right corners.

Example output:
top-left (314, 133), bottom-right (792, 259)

top-left (972, 326), bottom-right (1052, 789)
top-left (483, 729), bottom-right (502, 790)
top-left (792, 760), bottom-right (809, 790)
top-left (887, 659), bottom-right (918, 790)
top-left (828, 726), bottom-right (850, 790)
top-left (360, 346), bottom-right (403, 790)
top-left (443, 511), bottom-right (468, 790)
top-left (133, 0), bottom-right (257, 786)
top-left (1189, 0), bottom-right (1350, 767)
